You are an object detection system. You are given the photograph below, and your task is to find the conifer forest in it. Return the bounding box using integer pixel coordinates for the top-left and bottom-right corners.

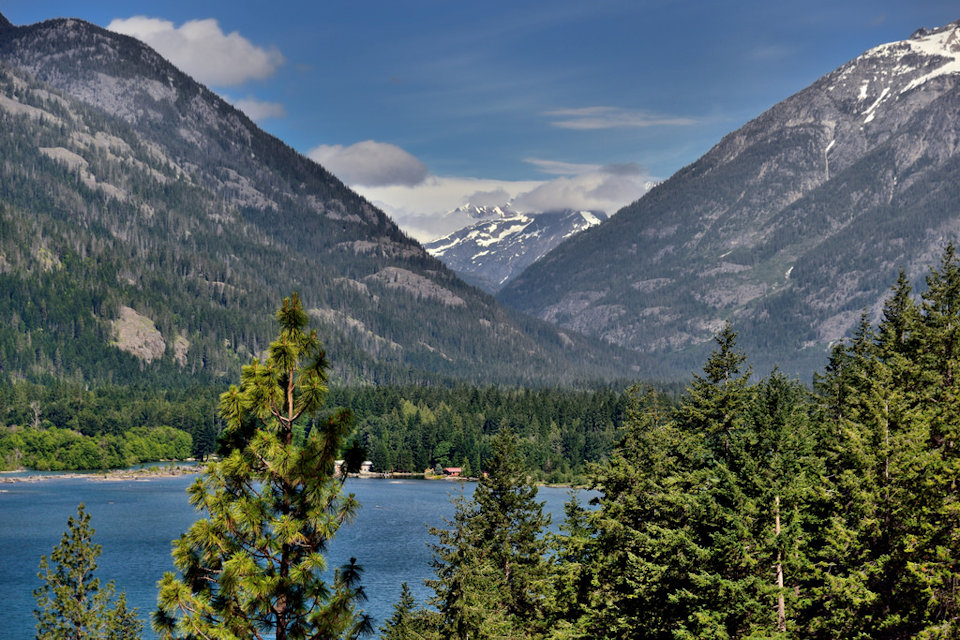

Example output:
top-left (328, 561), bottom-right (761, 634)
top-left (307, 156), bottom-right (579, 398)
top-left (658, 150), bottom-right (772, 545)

top-left (21, 248), bottom-right (960, 638)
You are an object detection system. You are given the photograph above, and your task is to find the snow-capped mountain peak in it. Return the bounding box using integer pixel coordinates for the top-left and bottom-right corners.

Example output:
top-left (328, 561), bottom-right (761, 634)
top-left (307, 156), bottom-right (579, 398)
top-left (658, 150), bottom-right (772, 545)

top-left (425, 209), bottom-right (607, 293)
top-left (449, 203), bottom-right (517, 220)
top-left (832, 20), bottom-right (960, 124)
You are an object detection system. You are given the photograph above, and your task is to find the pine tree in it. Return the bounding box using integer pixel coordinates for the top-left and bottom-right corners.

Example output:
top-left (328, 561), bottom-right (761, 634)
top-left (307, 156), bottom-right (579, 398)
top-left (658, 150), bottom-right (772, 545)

top-left (744, 371), bottom-right (820, 637)
top-left (427, 429), bottom-right (551, 639)
top-left (545, 496), bottom-right (593, 639)
top-left (877, 270), bottom-right (920, 360)
top-left (570, 388), bottom-right (689, 640)
top-left (674, 322), bottom-right (751, 463)
top-left (154, 293), bottom-right (371, 640)
top-left (34, 503), bottom-right (143, 640)
top-left (670, 325), bottom-right (766, 639)
top-left (806, 257), bottom-right (960, 638)
top-left (378, 583), bottom-right (421, 640)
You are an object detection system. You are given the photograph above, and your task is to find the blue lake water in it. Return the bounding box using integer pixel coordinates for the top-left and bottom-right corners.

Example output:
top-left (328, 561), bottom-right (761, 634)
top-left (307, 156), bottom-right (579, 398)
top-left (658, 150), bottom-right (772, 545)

top-left (0, 473), bottom-right (590, 639)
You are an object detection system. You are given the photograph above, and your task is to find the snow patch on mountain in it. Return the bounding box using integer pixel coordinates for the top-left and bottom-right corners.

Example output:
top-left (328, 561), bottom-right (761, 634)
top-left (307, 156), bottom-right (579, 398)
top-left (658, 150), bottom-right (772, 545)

top-left (843, 21), bottom-right (960, 108)
top-left (426, 208), bottom-right (607, 293)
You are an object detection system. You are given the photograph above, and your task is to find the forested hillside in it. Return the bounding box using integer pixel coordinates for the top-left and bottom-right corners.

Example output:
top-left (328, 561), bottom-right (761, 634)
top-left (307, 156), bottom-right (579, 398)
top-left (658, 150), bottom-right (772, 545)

top-left (393, 245), bottom-right (960, 639)
top-left (0, 13), bottom-right (644, 389)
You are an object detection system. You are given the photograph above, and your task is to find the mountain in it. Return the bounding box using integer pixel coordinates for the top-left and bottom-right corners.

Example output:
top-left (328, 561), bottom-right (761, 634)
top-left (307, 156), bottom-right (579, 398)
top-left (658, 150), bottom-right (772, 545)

top-left (426, 209), bottom-right (607, 293)
top-left (0, 13), bottom-right (643, 386)
top-left (499, 19), bottom-right (960, 380)
top-left (448, 203), bottom-right (517, 220)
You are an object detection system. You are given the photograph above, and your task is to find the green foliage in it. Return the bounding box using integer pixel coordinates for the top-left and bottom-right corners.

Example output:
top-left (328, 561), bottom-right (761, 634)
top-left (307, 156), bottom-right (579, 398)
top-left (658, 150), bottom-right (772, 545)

top-left (34, 504), bottom-right (143, 640)
top-left (798, 244), bottom-right (960, 638)
top-left (154, 293), bottom-right (371, 640)
top-left (542, 249), bottom-right (960, 638)
top-left (331, 384), bottom-right (634, 483)
top-left (377, 583), bottom-right (422, 640)
top-left (0, 379), bottom-right (221, 465)
top-left (0, 425), bottom-right (192, 471)
top-left (0, 375), bottom-right (638, 477)
top-left (425, 429), bottom-right (551, 639)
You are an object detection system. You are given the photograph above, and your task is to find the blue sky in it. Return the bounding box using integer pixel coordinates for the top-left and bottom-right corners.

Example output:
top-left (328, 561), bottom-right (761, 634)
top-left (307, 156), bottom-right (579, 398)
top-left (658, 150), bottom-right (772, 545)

top-left (3, 1), bottom-right (959, 239)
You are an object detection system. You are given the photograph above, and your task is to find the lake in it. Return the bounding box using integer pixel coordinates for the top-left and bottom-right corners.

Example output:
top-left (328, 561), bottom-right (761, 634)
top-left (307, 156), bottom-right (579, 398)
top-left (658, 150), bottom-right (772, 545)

top-left (0, 472), bottom-right (590, 639)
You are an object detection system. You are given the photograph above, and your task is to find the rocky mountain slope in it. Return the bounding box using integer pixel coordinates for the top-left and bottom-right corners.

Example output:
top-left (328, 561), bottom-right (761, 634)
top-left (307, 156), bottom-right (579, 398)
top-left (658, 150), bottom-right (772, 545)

top-left (0, 12), bottom-right (643, 386)
top-left (426, 209), bottom-right (607, 293)
top-left (499, 19), bottom-right (960, 380)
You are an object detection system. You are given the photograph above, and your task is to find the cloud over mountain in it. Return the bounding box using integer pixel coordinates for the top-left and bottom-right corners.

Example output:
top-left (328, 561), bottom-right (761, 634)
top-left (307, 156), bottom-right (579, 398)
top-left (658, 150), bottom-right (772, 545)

top-left (303, 139), bottom-right (655, 242)
top-left (545, 106), bottom-right (698, 129)
top-left (511, 162), bottom-right (655, 216)
top-left (107, 16), bottom-right (284, 86)
top-left (228, 96), bottom-right (287, 121)
top-left (308, 140), bottom-right (429, 187)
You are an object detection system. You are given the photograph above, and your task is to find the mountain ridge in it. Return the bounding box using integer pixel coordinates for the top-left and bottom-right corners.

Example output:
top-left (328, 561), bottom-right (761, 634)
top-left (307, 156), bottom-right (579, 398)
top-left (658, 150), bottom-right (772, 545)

top-left (0, 13), bottom-right (647, 386)
top-left (499, 18), bottom-right (960, 380)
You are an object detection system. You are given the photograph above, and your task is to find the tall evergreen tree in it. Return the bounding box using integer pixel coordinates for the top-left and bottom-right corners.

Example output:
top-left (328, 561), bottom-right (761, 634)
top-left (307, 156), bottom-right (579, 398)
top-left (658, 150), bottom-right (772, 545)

top-left (34, 503), bottom-right (143, 640)
top-left (427, 428), bottom-right (551, 639)
top-left (570, 388), bottom-right (689, 640)
top-left (910, 245), bottom-right (960, 635)
top-left (806, 254), bottom-right (960, 638)
top-left (154, 293), bottom-right (371, 640)
top-left (669, 325), bottom-right (770, 639)
top-left (570, 329), bottom-right (810, 639)
top-left (544, 496), bottom-right (594, 639)
top-left (744, 372), bottom-right (821, 637)
top-left (378, 583), bottom-right (420, 640)
top-left (674, 322), bottom-right (751, 462)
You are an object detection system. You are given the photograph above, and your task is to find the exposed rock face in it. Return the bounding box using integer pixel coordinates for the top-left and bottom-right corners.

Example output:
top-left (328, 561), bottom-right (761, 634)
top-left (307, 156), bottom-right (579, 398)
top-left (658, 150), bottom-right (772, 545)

top-left (111, 306), bottom-right (165, 363)
top-left (364, 267), bottom-right (466, 307)
top-left (499, 20), bottom-right (960, 379)
top-left (173, 335), bottom-right (190, 367)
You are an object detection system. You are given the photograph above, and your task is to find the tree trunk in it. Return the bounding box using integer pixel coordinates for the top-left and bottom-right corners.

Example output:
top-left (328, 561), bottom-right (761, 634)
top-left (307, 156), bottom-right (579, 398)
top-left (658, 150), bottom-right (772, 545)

top-left (775, 494), bottom-right (786, 632)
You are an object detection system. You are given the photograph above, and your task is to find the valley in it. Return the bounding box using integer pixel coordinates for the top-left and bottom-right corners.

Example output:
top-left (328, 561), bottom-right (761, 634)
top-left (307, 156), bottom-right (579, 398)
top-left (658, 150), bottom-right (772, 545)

top-left (3, 7), bottom-right (960, 639)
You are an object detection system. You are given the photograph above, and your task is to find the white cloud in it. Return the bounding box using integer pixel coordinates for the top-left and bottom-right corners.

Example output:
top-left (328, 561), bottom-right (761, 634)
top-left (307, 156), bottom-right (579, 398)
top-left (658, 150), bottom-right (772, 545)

top-left (464, 188), bottom-right (512, 207)
top-left (355, 176), bottom-right (543, 241)
top-left (303, 140), bottom-right (656, 242)
top-left (107, 16), bottom-right (285, 86)
top-left (355, 165), bottom-right (655, 242)
top-left (229, 96), bottom-right (287, 121)
top-left (524, 157), bottom-right (601, 176)
top-left (545, 106), bottom-right (698, 130)
top-left (512, 163), bottom-right (655, 214)
top-left (308, 140), bottom-right (429, 187)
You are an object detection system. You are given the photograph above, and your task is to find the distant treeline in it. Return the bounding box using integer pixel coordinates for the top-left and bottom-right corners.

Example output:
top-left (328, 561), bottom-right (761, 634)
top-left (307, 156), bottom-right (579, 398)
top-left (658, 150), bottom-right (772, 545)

top-left (0, 376), bottom-right (677, 479)
top-left (0, 380), bottom-right (221, 470)
top-left (331, 384), bottom-right (667, 484)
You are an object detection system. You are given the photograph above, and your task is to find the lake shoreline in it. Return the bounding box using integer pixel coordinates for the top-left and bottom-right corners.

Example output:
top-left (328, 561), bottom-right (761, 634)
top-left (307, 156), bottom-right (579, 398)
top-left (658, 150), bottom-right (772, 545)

top-left (0, 466), bottom-right (581, 488)
top-left (0, 464), bottom-right (203, 484)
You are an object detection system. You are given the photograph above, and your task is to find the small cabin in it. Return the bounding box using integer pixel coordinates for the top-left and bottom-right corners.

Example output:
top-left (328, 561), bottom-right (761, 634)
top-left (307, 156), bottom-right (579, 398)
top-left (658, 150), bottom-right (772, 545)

top-left (443, 467), bottom-right (463, 477)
